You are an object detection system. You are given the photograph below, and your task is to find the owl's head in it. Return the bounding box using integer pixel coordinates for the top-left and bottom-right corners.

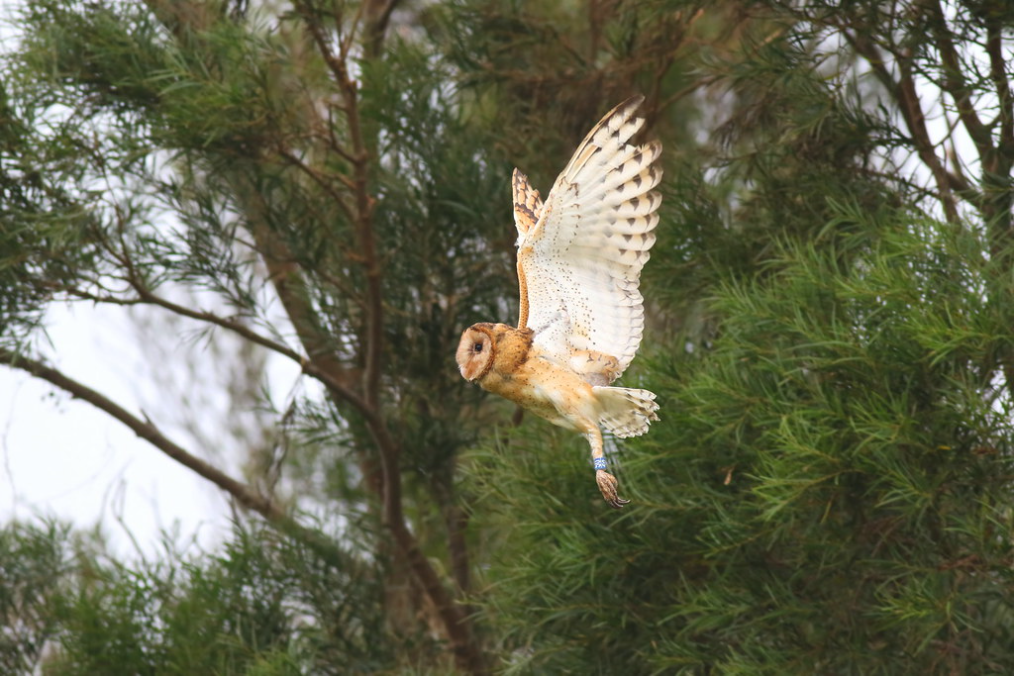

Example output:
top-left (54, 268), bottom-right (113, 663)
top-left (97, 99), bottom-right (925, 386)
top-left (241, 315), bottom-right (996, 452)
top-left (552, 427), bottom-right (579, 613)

top-left (456, 324), bottom-right (496, 382)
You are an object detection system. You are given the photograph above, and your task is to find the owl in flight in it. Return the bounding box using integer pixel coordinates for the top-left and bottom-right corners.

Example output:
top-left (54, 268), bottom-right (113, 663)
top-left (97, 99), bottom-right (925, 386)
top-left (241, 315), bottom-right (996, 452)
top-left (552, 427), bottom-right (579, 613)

top-left (456, 97), bottom-right (662, 508)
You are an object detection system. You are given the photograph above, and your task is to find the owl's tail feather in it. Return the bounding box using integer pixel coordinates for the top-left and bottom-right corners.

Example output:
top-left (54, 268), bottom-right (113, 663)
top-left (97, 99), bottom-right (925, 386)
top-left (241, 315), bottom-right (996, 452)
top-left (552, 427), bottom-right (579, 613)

top-left (594, 386), bottom-right (659, 438)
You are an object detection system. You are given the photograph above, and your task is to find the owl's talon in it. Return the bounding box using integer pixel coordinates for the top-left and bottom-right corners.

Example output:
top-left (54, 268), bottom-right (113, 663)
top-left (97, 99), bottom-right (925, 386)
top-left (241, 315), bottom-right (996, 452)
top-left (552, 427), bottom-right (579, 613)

top-left (596, 469), bottom-right (630, 508)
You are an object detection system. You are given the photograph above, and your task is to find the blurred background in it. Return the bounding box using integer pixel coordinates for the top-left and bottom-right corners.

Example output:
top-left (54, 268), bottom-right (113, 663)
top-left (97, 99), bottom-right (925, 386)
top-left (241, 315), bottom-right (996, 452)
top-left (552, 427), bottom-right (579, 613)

top-left (2, 1), bottom-right (1013, 673)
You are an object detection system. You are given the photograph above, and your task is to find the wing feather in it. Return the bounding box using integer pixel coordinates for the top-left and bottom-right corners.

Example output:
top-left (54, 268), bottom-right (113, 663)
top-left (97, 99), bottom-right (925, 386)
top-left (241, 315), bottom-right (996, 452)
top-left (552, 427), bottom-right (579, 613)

top-left (512, 168), bottom-right (543, 243)
top-left (516, 96), bottom-right (662, 383)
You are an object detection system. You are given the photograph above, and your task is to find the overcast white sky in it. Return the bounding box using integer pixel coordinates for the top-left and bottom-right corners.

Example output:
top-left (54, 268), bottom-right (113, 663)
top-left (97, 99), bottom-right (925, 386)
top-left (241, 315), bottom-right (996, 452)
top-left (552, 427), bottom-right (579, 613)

top-left (0, 302), bottom-right (234, 558)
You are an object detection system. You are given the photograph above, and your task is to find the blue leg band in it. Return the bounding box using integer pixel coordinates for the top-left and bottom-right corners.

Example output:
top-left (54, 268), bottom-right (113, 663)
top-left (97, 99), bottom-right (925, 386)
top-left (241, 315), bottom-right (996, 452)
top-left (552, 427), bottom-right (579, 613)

top-left (593, 457), bottom-right (607, 471)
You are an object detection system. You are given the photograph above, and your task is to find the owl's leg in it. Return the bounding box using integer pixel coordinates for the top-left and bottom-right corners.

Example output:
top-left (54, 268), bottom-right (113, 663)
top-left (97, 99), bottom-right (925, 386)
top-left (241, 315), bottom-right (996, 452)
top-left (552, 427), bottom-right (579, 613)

top-left (569, 350), bottom-right (621, 387)
top-left (584, 426), bottom-right (630, 509)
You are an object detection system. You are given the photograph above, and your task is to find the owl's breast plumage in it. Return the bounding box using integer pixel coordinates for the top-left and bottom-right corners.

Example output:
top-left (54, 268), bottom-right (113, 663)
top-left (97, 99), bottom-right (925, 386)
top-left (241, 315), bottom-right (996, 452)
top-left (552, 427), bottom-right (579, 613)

top-left (477, 335), bottom-right (597, 432)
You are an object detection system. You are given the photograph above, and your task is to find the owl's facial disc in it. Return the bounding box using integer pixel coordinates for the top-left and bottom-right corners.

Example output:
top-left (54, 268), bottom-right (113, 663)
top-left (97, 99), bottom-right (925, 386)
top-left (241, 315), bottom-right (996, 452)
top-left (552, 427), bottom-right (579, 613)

top-left (456, 326), bottom-right (494, 382)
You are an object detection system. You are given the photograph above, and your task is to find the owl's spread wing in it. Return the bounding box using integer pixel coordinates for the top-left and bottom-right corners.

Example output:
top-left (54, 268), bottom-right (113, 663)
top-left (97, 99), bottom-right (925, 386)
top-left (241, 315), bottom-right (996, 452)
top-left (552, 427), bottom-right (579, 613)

top-left (516, 96), bottom-right (662, 383)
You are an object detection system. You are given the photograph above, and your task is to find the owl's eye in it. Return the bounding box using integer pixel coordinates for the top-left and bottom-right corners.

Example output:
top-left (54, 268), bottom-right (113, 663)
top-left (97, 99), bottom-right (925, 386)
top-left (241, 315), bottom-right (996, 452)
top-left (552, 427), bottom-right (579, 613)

top-left (473, 342), bottom-right (484, 353)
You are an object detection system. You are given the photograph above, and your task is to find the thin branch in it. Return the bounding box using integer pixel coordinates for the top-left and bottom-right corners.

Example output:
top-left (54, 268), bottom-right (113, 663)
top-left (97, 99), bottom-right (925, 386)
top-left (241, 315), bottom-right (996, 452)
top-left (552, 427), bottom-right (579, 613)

top-left (299, 4), bottom-right (383, 410)
top-left (58, 198), bottom-right (375, 422)
top-left (857, 164), bottom-right (946, 202)
top-left (659, 74), bottom-right (720, 111)
top-left (898, 70), bottom-right (967, 221)
top-left (277, 145), bottom-right (360, 194)
top-left (63, 284), bottom-right (378, 416)
top-left (0, 349), bottom-right (279, 518)
top-left (362, 0), bottom-right (400, 60)
top-left (338, 0), bottom-right (365, 61)
top-left (843, 28), bottom-right (968, 221)
top-left (984, 13), bottom-right (1014, 159)
top-left (927, 0), bottom-right (993, 160)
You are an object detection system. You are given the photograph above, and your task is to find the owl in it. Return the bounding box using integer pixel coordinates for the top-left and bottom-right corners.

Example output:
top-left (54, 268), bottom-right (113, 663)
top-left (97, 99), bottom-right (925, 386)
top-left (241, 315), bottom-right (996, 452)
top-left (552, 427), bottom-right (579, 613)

top-left (456, 96), bottom-right (662, 508)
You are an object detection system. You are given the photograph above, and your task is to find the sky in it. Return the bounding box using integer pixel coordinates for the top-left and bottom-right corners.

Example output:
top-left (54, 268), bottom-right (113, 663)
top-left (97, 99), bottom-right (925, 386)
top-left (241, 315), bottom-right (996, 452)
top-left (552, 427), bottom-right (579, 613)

top-left (0, 302), bottom-right (234, 558)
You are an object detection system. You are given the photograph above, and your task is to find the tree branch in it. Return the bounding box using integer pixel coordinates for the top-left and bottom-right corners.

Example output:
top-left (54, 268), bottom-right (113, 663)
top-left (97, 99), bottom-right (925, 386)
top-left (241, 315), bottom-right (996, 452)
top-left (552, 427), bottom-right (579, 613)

top-left (0, 347), bottom-right (374, 571)
top-left (843, 28), bottom-right (968, 221)
top-left (0, 348), bottom-right (278, 518)
top-left (927, 0), bottom-right (993, 161)
top-left (293, 7), bottom-right (485, 673)
top-left (362, 0), bottom-right (400, 60)
top-left (984, 11), bottom-right (1014, 160)
top-left (299, 4), bottom-right (384, 410)
top-left (60, 284), bottom-right (379, 416)
top-left (275, 146), bottom-right (358, 220)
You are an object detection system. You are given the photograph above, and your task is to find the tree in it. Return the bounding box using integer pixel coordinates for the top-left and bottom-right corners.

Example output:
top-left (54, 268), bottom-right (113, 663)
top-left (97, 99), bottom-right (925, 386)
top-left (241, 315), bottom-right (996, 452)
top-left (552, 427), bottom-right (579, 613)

top-left (3, 0), bottom-right (504, 670)
top-left (1, 0), bottom-right (1013, 673)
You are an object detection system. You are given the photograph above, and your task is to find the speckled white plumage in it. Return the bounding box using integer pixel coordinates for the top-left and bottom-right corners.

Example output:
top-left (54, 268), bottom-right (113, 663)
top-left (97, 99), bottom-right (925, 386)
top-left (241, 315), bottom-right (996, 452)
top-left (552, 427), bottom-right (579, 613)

top-left (514, 96), bottom-right (662, 382)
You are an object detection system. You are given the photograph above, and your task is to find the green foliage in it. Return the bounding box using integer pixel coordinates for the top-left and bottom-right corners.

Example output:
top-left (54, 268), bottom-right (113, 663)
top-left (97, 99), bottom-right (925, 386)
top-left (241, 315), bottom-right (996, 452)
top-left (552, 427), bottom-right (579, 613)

top-left (0, 521), bottom-right (71, 674)
top-left (0, 80), bottom-right (103, 345)
top-left (474, 206), bottom-right (1014, 673)
top-left (1, 520), bottom-right (395, 675)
